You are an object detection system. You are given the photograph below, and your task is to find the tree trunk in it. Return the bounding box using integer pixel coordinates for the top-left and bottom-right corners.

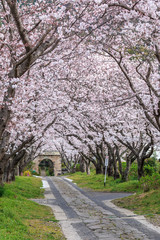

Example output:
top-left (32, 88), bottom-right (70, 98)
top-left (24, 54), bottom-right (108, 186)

top-left (3, 161), bottom-right (10, 182)
top-left (115, 144), bottom-right (125, 179)
top-left (86, 163), bottom-right (90, 175)
top-left (6, 168), bottom-right (16, 182)
top-left (15, 164), bottom-right (20, 176)
top-left (80, 160), bottom-right (86, 173)
top-left (96, 162), bottom-right (103, 174)
top-left (137, 142), bottom-right (154, 180)
top-left (122, 158), bottom-right (131, 182)
top-left (137, 158), bottom-right (144, 180)
top-left (113, 156), bottom-right (120, 180)
top-left (71, 166), bottom-right (76, 173)
top-left (0, 172), bottom-right (4, 186)
top-left (0, 161), bottom-right (6, 186)
top-left (114, 167), bottom-right (120, 180)
top-left (107, 164), bottom-right (114, 176)
top-left (84, 160), bottom-right (90, 175)
top-left (107, 155), bottom-right (114, 177)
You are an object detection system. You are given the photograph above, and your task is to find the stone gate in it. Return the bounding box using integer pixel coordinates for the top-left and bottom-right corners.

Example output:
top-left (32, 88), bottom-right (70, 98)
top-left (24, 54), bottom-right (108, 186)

top-left (33, 151), bottom-right (61, 176)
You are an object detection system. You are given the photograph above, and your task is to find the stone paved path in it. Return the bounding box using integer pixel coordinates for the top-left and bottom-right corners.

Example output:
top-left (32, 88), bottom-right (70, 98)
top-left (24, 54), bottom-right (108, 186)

top-left (32, 177), bottom-right (160, 240)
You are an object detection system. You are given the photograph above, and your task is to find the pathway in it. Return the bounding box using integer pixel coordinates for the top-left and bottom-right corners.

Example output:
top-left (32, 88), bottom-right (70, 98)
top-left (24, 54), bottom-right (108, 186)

top-left (32, 176), bottom-right (160, 240)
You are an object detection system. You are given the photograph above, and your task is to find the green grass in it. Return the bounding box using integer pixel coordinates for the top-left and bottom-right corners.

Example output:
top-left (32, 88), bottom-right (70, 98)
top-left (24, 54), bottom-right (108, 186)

top-left (1, 176), bottom-right (44, 199)
top-left (0, 176), bottom-right (66, 240)
top-left (113, 190), bottom-right (160, 216)
top-left (67, 171), bottom-right (140, 192)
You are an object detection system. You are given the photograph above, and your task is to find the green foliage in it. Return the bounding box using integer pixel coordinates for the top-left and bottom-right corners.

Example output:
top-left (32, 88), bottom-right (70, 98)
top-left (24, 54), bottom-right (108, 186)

top-left (144, 157), bottom-right (156, 167)
top-left (23, 161), bottom-right (35, 172)
top-left (144, 164), bottom-right (155, 176)
top-left (61, 162), bottom-right (66, 168)
top-left (45, 169), bottom-right (50, 176)
top-left (90, 162), bottom-right (95, 170)
top-left (31, 170), bottom-right (39, 176)
top-left (121, 157), bottom-right (159, 181)
top-left (71, 164), bottom-right (75, 169)
top-left (143, 157), bottom-right (159, 176)
top-left (121, 162), bottom-right (126, 171)
top-left (156, 162), bottom-right (160, 174)
top-left (126, 45), bottom-right (155, 61)
top-left (45, 167), bottom-right (54, 176)
top-left (119, 162), bottom-right (138, 180)
top-left (129, 163), bottom-right (138, 180)
top-left (140, 173), bottom-right (160, 192)
top-left (76, 163), bottom-right (80, 172)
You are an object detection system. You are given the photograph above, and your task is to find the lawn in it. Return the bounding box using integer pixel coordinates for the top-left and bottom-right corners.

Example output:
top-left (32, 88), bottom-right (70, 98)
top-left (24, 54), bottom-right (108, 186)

top-left (113, 190), bottom-right (160, 216)
top-left (0, 176), bottom-right (65, 240)
top-left (67, 170), bottom-right (140, 192)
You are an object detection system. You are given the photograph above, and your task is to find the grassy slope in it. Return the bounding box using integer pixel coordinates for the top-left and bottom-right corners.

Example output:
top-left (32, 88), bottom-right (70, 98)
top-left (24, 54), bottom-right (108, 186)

top-left (68, 171), bottom-right (140, 192)
top-left (113, 190), bottom-right (160, 216)
top-left (0, 176), bottom-right (65, 240)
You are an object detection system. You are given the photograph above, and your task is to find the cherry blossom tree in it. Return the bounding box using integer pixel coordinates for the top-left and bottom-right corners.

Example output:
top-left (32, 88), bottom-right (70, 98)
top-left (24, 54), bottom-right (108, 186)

top-left (47, 47), bottom-right (157, 179)
top-left (0, 0), bottom-right (97, 183)
top-left (0, 0), bottom-right (159, 184)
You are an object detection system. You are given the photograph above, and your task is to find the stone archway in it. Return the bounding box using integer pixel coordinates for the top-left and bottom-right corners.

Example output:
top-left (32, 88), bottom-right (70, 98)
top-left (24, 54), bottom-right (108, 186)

top-left (33, 151), bottom-right (61, 176)
top-left (39, 159), bottom-right (54, 176)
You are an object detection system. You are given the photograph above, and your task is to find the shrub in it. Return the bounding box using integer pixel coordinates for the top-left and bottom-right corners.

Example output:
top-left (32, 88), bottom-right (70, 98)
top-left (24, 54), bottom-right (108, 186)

top-left (156, 162), bottom-right (160, 174)
top-left (144, 158), bottom-right (156, 168)
top-left (151, 173), bottom-right (160, 189)
top-left (48, 167), bottom-right (54, 176)
top-left (76, 163), bottom-right (80, 172)
top-left (31, 170), bottom-right (39, 176)
top-left (140, 175), bottom-right (151, 192)
top-left (23, 170), bottom-right (31, 177)
top-left (90, 163), bottom-right (95, 170)
top-left (121, 162), bottom-right (126, 171)
top-left (23, 161), bottom-right (35, 172)
top-left (144, 164), bottom-right (155, 176)
top-left (140, 173), bottom-right (160, 192)
top-left (61, 162), bottom-right (66, 168)
top-left (45, 167), bottom-right (54, 176)
top-left (45, 169), bottom-right (50, 176)
top-left (119, 162), bottom-right (138, 180)
top-left (129, 163), bottom-right (138, 180)
top-left (144, 158), bottom-right (159, 176)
